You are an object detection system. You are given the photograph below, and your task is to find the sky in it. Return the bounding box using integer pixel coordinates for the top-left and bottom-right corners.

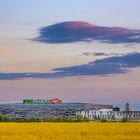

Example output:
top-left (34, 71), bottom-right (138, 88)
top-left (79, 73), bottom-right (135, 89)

top-left (0, 0), bottom-right (140, 110)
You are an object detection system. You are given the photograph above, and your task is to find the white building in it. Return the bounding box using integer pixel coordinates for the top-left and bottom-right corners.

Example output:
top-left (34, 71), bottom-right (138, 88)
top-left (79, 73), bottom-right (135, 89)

top-left (76, 109), bottom-right (113, 120)
top-left (76, 109), bottom-right (140, 120)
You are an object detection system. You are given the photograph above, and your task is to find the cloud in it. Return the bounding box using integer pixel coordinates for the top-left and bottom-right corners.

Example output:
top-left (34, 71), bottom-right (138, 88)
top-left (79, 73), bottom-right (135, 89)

top-left (53, 52), bottom-right (140, 76)
top-left (0, 73), bottom-right (61, 80)
top-left (0, 53), bottom-right (140, 80)
top-left (83, 52), bottom-right (109, 56)
top-left (35, 21), bottom-right (140, 44)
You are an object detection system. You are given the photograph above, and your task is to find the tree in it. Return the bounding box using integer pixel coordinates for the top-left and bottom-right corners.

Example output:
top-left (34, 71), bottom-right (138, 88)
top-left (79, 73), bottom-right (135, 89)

top-left (0, 115), bottom-right (11, 122)
top-left (0, 115), bottom-right (5, 122)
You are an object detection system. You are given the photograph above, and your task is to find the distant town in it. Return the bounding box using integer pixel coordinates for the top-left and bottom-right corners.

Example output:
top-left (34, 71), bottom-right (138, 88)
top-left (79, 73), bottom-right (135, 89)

top-left (0, 101), bottom-right (140, 122)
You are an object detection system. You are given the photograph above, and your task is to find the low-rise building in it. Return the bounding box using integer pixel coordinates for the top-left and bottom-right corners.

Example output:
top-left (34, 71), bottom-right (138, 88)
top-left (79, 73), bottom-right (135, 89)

top-left (76, 109), bottom-right (140, 121)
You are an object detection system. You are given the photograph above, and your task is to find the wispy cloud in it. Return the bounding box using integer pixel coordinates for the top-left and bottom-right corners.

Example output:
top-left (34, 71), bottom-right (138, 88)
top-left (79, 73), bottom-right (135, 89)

top-left (83, 52), bottom-right (109, 56)
top-left (52, 53), bottom-right (140, 76)
top-left (35, 21), bottom-right (140, 44)
top-left (0, 53), bottom-right (140, 80)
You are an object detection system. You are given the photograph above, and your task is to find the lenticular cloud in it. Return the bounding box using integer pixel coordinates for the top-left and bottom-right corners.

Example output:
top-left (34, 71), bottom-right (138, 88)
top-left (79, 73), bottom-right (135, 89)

top-left (35, 21), bottom-right (140, 44)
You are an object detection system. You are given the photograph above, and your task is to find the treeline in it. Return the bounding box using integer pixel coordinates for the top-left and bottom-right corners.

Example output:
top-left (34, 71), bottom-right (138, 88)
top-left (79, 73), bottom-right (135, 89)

top-left (0, 115), bottom-right (89, 122)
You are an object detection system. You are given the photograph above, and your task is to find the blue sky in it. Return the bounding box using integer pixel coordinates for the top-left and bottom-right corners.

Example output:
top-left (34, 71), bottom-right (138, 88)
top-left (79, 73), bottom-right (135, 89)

top-left (1, 0), bottom-right (140, 28)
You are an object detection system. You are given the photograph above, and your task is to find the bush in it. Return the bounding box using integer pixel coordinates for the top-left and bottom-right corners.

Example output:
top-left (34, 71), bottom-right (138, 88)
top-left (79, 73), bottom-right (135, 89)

top-left (0, 115), bottom-right (11, 122)
top-left (0, 114), bottom-right (89, 122)
top-left (101, 118), bottom-right (107, 122)
top-left (121, 117), bottom-right (129, 122)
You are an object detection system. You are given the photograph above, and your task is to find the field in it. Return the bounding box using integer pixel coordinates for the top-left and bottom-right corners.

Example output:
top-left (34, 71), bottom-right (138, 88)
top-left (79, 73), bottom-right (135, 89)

top-left (0, 122), bottom-right (140, 140)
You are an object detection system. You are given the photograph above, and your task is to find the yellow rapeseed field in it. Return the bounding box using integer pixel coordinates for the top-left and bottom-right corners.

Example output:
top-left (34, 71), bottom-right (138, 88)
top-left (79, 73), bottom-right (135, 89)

top-left (0, 122), bottom-right (140, 140)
